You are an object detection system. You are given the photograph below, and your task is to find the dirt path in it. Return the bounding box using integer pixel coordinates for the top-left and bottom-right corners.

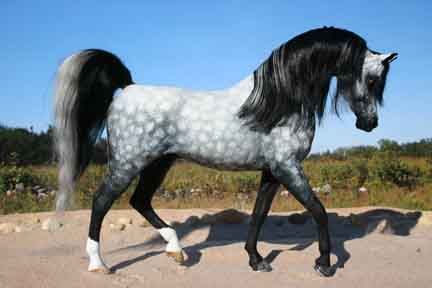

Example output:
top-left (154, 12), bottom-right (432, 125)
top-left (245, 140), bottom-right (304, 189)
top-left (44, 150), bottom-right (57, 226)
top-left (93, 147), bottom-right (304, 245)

top-left (0, 207), bottom-right (431, 288)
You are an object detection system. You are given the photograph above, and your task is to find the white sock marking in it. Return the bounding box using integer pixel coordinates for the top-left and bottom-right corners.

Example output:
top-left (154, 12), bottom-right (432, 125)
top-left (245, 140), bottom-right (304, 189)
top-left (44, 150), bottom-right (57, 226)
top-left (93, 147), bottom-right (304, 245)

top-left (158, 227), bottom-right (182, 252)
top-left (86, 238), bottom-right (108, 271)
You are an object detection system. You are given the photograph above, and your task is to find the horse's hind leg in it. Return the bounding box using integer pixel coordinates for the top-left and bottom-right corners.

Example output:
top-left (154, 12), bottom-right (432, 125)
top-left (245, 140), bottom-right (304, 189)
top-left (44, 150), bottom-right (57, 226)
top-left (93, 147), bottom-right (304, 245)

top-left (245, 170), bottom-right (280, 272)
top-left (129, 155), bottom-right (184, 263)
top-left (271, 159), bottom-right (333, 277)
top-left (86, 171), bottom-right (138, 273)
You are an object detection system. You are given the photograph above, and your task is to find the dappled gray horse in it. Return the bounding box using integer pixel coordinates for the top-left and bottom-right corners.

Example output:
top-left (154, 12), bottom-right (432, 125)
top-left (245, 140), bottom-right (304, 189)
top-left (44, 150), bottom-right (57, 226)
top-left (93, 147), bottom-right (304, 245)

top-left (54, 27), bottom-right (397, 277)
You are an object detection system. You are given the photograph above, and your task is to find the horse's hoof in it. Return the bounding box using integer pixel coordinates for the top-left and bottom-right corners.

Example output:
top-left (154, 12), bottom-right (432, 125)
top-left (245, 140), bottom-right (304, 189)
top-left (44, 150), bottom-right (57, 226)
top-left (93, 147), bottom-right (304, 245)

top-left (314, 264), bottom-right (334, 277)
top-left (166, 251), bottom-right (185, 264)
top-left (252, 260), bottom-right (272, 272)
top-left (88, 266), bottom-right (113, 274)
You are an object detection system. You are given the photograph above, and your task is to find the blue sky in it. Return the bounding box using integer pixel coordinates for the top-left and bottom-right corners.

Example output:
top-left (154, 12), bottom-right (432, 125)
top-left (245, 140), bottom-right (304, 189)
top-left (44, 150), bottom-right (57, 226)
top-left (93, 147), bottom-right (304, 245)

top-left (1, 1), bottom-right (431, 152)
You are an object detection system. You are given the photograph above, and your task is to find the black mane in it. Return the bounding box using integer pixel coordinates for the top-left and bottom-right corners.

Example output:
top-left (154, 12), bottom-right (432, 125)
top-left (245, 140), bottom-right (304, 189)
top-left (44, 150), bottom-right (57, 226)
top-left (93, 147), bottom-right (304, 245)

top-left (238, 27), bottom-right (368, 132)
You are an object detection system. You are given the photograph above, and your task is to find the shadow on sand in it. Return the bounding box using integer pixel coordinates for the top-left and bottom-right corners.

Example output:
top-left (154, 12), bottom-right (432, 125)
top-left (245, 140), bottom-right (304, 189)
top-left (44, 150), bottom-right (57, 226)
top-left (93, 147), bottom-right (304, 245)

top-left (110, 208), bottom-right (422, 273)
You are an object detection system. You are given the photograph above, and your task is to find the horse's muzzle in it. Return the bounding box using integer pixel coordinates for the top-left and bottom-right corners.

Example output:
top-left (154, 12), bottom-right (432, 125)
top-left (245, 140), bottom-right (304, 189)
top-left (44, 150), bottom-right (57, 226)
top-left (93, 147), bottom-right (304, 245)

top-left (356, 116), bottom-right (378, 132)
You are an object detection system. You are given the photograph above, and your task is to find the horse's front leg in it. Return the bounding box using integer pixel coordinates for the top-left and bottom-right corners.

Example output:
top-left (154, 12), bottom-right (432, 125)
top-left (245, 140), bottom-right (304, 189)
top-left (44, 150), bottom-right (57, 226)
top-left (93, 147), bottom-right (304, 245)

top-left (245, 170), bottom-right (280, 272)
top-left (271, 159), bottom-right (334, 277)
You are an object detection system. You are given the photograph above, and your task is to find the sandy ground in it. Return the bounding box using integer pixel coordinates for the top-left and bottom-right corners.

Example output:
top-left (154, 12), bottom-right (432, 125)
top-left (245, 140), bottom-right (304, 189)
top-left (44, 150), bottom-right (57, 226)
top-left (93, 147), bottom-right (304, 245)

top-left (0, 207), bottom-right (431, 288)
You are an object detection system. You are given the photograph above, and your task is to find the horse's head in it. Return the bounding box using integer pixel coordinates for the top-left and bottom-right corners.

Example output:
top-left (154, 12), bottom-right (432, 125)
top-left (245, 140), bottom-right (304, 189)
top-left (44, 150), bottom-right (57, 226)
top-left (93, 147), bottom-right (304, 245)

top-left (337, 50), bottom-right (398, 132)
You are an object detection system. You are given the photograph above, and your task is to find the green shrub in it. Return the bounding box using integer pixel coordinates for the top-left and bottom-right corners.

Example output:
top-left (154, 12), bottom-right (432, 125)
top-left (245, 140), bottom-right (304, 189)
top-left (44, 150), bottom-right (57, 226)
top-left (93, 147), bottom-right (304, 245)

top-left (319, 164), bottom-right (354, 188)
top-left (0, 165), bottom-right (36, 193)
top-left (352, 158), bottom-right (369, 188)
top-left (371, 152), bottom-right (421, 189)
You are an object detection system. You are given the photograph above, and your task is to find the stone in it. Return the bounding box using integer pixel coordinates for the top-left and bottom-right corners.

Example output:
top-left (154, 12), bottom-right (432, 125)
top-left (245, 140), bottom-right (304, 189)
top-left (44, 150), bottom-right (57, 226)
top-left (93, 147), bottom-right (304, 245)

top-left (374, 219), bottom-right (394, 234)
top-left (358, 187), bottom-right (368, 194)
top-left (37, 188), bottom-right (47, 194)
top-left (0, 223), bottom-right (15, 234)
top-left (117, 217), bottom-right (132, 225)
top-left (185, 215), bottom-right (201, 227)
top-left (110, 223), bottom-right (126, 231)
top-left (418, 212), bottom-right (432, 226)
top-left (139, 220), bottom-right (150, 227)
top-left (349, 213), bottom-right (365, 227)
top-left (174, 189), bottom-right (186, 199)
top-left (212, 190), bottom-right (224, 199)
top-left (37, 192), bottom-right (48, 200)
top-left (280, 190), bottom-right (290, 197)
top-left (41, 218), bottom-right (63, 232)
top-left (321, 184), bottom-right (332, 195)
top-left (215, 209), bottom-right (247, 224)
top-left (27, 215), bottom-right (41, 225)
top-left (15, 183), bottom-right (25, 193)
top-left (288, 213), bottom-right (309, 225)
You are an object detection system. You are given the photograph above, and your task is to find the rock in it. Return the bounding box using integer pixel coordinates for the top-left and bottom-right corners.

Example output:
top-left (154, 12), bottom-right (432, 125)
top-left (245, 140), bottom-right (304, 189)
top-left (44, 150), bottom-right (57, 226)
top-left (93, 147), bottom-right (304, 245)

top-left (190, 188), bottom-right (202, 196)
top-left (215, 209), bottom-right (247, 224)
top-left (288, 213), bottom-right (309, 225)
top-left (163, 191), bottom-right (175, 200)
top-left (418, 213), bottom-right (432, 226)
top-left (312, 187), bottom-right (321, 194)
top-left (358, 187), bottom-right (368, 194)
top-left (110, 223), bottom-right (126, 231)
top-left (139, 220), bottom-right (150, 227)
top-left (349, 213), bottom-right (365, 227)
top-left (174, 189), bottom-right (186, 199)
top-left (374, 219), bottom-right (394, 234)
top-left (185, 215), bottom-right (201, 227)
top-left (200, 214), bottom-right (217, 225)
top-left (117, 217), bottom-right (132, 225)
top-left (15, 183), bottom-right (25, 193)
top-left (27, 215), bottom-right (41, 225)
top-left (0, 223), bottom-right (15, 234)
top-left (37, 192), bottom-right (48, 200)
top-left (37, 188), bottom-right (47, 194)
top-left (212, 190), bottom-right (224, 199)
top-left (280, 190), bottom-right (290, 198)
top-left (41, 218), bottom-right (63, 232)
top-left (321, 184), bottom-right (332, 195)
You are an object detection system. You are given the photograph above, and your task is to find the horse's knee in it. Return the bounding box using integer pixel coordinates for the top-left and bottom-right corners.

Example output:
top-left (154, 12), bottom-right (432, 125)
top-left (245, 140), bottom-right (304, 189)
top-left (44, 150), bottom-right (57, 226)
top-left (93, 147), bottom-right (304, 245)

top-left (92, 184), bottom-right (114, 210)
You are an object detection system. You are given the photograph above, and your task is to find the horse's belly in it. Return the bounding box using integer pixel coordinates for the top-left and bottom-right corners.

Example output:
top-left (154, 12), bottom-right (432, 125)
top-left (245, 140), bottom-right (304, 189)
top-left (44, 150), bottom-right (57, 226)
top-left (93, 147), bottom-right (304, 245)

top-left (170, 128), bottom-right (264, 171)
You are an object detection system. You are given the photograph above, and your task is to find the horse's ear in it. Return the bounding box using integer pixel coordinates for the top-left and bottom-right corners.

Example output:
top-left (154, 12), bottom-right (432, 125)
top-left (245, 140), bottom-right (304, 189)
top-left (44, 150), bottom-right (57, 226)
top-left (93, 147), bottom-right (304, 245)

top-left (381, 53), bottom-right (398, 65)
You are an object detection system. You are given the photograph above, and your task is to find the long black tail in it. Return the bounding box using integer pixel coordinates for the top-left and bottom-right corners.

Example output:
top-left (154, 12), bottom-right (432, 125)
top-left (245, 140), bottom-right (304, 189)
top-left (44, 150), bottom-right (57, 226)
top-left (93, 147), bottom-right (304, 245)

top-left (53, 49), bottom-right (133, 211)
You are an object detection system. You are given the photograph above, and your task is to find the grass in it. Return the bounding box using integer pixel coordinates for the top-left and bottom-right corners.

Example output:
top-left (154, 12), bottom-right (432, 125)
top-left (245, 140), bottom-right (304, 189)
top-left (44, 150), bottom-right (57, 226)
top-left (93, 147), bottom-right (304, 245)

top-left (0, 154), bottom-right (431, 215)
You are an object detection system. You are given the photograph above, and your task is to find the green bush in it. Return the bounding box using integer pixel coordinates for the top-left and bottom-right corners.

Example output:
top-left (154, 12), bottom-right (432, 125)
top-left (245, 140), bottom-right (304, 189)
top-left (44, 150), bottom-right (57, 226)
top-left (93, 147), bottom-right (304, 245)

top-left (352, 158), bottom-right (369, 187)
top-left (319, 164), bottom-right (354, 188)
top-left (371, 152), bottom-right (421, 189)
top-left (0, 165), bottom-right (36, 193)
